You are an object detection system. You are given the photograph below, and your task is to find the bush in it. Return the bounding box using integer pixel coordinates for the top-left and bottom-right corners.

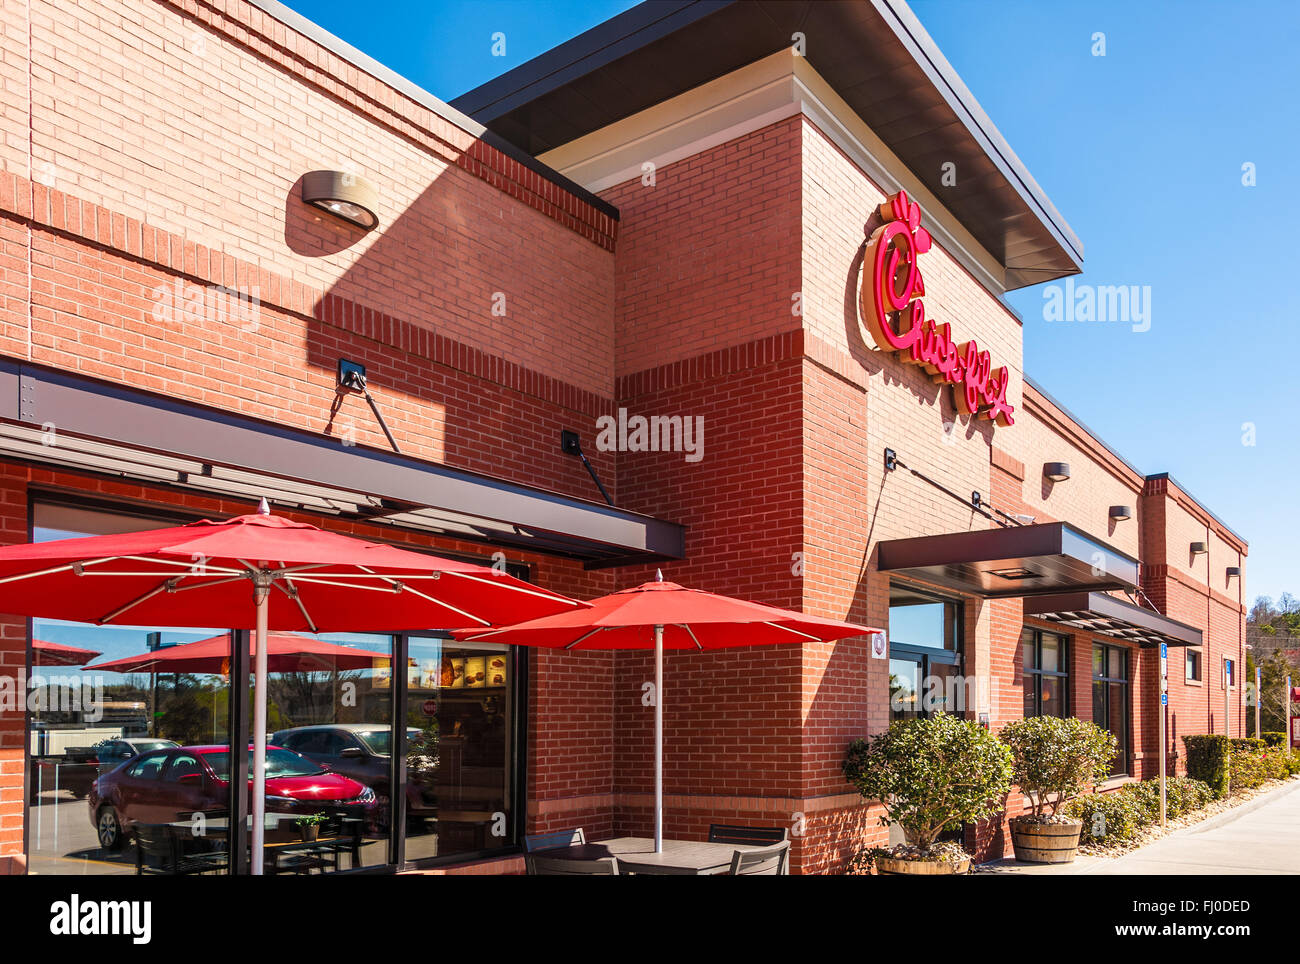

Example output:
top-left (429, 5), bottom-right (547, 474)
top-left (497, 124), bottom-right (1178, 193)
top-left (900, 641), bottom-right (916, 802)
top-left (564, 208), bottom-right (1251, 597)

top-left (1183, 734), bottom-right (1232, 798)
top-left (1064, 790), bottom-right (1147, 848)
top-left (1230, 747), bottom-right (1271, 792)
top-left (999, 716), bottom-right (1116, 820)
top-left (843, 713), bottom-right (1013, 854)
top-left (1119, 776), bottom-right (1213, 820)
top-left (1231, 737), bottom-right (1267, 753)
top-left (1262, 731), bottom-right (1287, 748)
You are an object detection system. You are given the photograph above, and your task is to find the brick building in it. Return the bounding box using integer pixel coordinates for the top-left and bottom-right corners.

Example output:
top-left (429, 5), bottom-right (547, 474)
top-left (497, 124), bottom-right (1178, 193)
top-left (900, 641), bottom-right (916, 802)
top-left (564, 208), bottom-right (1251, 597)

top-left (0, 0), bottom-right (1246, 875)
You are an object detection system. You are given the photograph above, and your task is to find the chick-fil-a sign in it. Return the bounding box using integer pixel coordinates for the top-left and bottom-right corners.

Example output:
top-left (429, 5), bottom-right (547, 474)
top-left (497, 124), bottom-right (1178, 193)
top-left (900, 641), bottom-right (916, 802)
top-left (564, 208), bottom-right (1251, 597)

top-left (862, 191), bottom-right (1015, 427)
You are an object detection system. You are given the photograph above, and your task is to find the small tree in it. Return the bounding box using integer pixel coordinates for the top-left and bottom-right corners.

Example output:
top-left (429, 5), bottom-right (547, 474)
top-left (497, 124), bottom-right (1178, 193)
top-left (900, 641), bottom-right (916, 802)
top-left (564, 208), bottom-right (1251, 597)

top-left (843, 713), bottom-right (1013, 854)
top-left (999, 716), bottom-right (1116, 820)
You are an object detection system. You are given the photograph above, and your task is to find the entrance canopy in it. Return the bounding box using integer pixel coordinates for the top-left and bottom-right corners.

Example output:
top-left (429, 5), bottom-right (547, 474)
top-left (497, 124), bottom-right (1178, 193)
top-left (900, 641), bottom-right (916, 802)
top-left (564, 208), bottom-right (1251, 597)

top-left (0, 360), bottom-right (684, 569)
top-left (877, 522), bottom-right (1138, 598)
top-left (1023, 591), bottom-right (1201, 649)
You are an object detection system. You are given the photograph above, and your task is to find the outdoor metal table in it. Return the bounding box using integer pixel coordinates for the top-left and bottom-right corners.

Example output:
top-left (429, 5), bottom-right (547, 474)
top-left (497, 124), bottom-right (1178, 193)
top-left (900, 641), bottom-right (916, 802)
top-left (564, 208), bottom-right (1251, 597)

top-left (537, 836), bottom-right (769, 875)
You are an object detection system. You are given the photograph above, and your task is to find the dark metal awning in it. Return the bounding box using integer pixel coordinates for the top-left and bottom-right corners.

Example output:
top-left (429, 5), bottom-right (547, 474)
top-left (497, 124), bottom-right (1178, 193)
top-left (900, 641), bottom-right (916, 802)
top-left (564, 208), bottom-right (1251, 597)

top-left (877, 522), bottom-right (1138, 598)
top-left (1024, 592), bottom-right (1202, 649)
top-left (0, 360), bottom-right (685, 569)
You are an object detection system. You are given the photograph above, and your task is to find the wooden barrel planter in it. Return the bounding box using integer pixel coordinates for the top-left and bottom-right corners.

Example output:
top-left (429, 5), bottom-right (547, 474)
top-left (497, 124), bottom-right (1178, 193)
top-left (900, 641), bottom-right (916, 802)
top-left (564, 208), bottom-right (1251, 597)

top-left (876, 856), bottom-right (971, 875)
top-left (1009, 818), bottom-right (1083, 864)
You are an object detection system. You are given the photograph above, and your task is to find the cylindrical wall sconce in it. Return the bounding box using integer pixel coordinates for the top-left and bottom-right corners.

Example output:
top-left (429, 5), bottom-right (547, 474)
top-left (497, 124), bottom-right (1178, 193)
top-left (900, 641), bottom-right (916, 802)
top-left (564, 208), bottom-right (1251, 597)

top-left (1109, 505), bottom-right (1132, 521)
top-left (1043, 462), bottom-right (1071, 482)
top-left (301, 170), bottom-right (380, 230)
top-left (1190, 541), bottom-right (1207, 555)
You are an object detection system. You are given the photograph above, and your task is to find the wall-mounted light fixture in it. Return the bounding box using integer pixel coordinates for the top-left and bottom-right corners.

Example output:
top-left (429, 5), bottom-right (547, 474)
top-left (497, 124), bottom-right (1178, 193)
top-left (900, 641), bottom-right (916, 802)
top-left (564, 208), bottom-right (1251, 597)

top-left (1043, 461), bottom-right (1071, 482)
top-left (1190, 541), bottom-right (1207, 555)
top-left (302, 170), bottom-right (379, 230)
top-left (1226, 566), bottom-right (1241, 578)
top-left (1109, 505), bottom-right (1132, 521)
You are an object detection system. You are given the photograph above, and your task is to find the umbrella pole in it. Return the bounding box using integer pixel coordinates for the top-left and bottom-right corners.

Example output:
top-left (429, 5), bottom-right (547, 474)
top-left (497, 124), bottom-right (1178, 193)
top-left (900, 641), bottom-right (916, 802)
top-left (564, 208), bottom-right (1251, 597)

top-left (654, 623), bottom-right (663, 853)
top-left (251, 577), bottom-right (270, 875)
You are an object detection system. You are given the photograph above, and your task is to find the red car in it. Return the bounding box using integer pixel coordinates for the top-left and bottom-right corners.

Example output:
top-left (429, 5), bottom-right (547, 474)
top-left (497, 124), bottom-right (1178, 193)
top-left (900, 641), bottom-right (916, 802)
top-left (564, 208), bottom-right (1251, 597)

top-left (88, 744), bottom-right (377, 850)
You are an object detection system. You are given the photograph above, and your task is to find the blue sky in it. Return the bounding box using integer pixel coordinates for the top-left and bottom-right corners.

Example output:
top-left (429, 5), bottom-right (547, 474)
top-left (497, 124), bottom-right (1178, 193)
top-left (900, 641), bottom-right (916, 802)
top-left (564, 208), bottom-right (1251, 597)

top-left (282, 0), bottom-right (1299, 606)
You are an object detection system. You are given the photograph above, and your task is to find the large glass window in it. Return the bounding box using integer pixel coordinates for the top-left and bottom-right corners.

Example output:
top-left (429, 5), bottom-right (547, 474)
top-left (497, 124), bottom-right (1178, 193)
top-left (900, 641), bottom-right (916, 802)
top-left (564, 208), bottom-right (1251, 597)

top-left (1022, 628), bottom-right (1069, 718)
top-left (888, 587), bottom-right (963, 721)
top-left (403, 635), bottom-right (520, 863)
top-left (1092, 644), bottom-right (1130, 777)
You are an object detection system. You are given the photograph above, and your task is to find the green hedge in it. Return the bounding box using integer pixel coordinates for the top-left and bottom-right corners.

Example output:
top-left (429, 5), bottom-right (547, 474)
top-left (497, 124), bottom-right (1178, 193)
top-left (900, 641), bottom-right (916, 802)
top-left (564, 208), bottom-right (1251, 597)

top-left (1183, 734), bottom-right (1232, 798)
top-left (1231, 737), bottom-right (1267, 752)
top-left (1065, 776), bottom-right (1214, 848)
top-left (1262, 732), bottom-right (1287, 748)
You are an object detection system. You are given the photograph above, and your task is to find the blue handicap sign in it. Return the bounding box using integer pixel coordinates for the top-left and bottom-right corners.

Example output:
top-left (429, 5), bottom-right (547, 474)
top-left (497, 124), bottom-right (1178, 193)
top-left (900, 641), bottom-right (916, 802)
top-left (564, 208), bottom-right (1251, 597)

top-left (1160, 643), bottom-right (1168, 659)
top-left (1161, 693), bottom-right (1168, 706)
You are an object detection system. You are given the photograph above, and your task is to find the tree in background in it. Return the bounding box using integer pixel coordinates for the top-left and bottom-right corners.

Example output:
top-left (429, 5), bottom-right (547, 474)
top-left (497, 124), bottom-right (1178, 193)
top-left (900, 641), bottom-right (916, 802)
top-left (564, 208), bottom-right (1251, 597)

top-left (1247, 594), bottom-right (1300, 737)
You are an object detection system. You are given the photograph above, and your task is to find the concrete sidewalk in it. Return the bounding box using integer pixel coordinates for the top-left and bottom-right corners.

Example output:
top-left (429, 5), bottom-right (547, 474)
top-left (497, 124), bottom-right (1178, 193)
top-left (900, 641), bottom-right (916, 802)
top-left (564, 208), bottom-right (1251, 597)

top-left (979, 778), bottom-right (1300, 876)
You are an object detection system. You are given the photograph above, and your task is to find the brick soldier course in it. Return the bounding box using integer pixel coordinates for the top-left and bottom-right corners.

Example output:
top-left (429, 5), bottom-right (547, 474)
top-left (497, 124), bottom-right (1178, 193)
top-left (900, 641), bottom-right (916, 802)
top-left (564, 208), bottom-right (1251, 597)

top-left (0, 0), bottom-right (1246, 874)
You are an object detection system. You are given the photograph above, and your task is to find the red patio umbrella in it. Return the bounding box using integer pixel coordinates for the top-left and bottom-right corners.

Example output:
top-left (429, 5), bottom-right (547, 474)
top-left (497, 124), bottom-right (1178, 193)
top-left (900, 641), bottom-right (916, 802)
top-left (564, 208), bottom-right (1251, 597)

top-left (0, 501), bottom-right (585, 872)
top-left (459, 571), bottom-right (880, 851)
top-left (83, 631), bottom-right (378, 674)
top-left (32, 638), bottom-right (101, 667)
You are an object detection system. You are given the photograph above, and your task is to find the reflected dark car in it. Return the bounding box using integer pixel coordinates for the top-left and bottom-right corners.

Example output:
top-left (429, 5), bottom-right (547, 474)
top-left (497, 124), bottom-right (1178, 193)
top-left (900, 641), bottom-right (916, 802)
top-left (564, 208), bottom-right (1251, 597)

top-left (95, 738), bottom-right (179, 769)
top-left (88, 744), bottom-right (376, 850)
top-left (272, 724), bottom-right (434, 823)
top-left (29, 739), bottom-right (178, 802)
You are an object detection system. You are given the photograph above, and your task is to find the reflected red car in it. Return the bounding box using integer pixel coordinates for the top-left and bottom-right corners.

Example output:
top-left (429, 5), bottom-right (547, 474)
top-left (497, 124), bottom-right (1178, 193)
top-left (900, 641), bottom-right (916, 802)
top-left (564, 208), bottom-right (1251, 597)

top-left (88, 744), bottom-right (377, 850)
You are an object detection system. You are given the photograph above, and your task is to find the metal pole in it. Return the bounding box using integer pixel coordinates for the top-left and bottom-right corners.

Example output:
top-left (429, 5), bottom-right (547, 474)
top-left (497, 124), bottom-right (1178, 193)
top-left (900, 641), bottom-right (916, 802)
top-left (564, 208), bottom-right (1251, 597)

top-left (654, 623), bottom-right (663, 854)
top-left (1254, 664), bottom-right (1261, 739)
top-left (251, 578), bottom-right (269, 875)
top-left (1159, 643), bottom-right (1167, 827)
top-left (1287, 675), bottom-right (1293, 749)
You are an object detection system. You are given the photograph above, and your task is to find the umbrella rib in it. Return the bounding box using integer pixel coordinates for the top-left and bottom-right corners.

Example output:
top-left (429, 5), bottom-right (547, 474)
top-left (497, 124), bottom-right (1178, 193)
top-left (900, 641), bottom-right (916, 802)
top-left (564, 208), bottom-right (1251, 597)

top-left (274, 577), bottom-right (319, 634)
top-left (441, 570), bottom-right (583, 605)
top-left (760, 621), bottom-right (822, 641)
top-left (0, 555), bottom-right (122, 586)
top-left (119, 555), bottom-right (244, 575)
top-left (97, 577), bottom-right (179, 624)
top-left (563, 627), bottom-right (606, 650)
top-left (355, 566), bottom-right (490, 627)
top-left (681, 624), bottom-right (704, 650)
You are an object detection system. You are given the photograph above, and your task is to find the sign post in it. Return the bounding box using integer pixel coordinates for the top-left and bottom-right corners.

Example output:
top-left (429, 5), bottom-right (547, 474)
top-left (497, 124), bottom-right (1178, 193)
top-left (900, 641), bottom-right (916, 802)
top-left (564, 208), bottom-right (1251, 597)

top-left (1224, 658), bottom-right (1231, 739)
top-left (1255, 663), bottom-right (1262, 739)
top-left (1159, 642), bottom-right (1167, 827)
top-left (1288, 675), bottom-right (1293, 749)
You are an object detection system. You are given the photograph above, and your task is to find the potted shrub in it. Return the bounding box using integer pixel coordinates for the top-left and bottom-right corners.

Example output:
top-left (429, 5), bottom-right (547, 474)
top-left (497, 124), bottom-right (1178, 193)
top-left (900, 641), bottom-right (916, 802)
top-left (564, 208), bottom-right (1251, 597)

top-left (999, 716), bottom-right (1115, 864)
top-left (843, 713), bottom-right (1012, 875)
top-left (293, 813), bottom-right (326, 842)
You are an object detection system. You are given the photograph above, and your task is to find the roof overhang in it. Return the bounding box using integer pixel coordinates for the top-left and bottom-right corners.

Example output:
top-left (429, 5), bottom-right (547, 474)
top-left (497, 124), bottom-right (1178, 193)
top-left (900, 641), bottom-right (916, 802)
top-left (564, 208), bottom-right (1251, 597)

top-left (1024, 592), bottom-right (1202, 649)
top-left (451, 0), bottom-right (1083, 290)
top-left (878, 522), bottom-right (1137, 598)
top-left (0, 360), bottom-right (685, 569)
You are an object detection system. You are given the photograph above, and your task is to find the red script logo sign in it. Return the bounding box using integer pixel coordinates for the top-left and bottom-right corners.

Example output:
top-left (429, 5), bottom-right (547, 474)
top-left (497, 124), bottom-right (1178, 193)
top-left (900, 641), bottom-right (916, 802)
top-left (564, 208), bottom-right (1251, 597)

top-left (862, 191), bottom-right (1015, 427)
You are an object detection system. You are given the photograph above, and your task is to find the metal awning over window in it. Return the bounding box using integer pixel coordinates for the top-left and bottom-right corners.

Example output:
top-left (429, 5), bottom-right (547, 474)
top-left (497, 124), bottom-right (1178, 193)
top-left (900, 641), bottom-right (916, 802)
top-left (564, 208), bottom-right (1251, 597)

top-left (1023, 592), bottom-right (1202, 649)
top-left (0, 360), bottom-right (685, 569)
top-left (877, 522), bottom-right (1138, 598)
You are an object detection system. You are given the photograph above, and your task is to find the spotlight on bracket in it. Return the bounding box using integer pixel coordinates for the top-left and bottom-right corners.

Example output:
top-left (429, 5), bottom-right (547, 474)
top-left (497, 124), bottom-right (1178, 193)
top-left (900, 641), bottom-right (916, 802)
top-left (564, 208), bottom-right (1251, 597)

top-left (302, 170), bottom-right (379, 230)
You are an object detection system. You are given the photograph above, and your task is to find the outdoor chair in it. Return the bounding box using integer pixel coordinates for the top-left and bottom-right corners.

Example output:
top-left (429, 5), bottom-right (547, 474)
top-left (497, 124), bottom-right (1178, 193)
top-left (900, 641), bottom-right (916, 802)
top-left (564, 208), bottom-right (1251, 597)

top-left (314, 810), bottom-right (364, 871)
top-left (523, 827), bottom-right (586, 853)
top-left (526, 853), bottom-right (619, 875)
top-left (707, 823), bottom-right (789, 846)
top-left (727, 840), bottom-right (789, 876)
top-left (134, 824), bottom-right (229, 876)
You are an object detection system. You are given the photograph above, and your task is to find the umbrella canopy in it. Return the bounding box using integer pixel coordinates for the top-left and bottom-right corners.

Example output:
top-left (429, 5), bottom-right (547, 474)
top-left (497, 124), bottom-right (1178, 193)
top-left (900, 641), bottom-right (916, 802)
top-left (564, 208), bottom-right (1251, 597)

top-left (32, 638), bottom-right (101, 667)
top-left (83, 631), bottom-right (378, 675)
top-left (460, 578), bottom-right (880, 650)
top-left (0, 504), bottom-right (586, 873)
top-left (0, 511), bottom-right (576, 631)
top-left (459, 574), bottom-right (879, 852)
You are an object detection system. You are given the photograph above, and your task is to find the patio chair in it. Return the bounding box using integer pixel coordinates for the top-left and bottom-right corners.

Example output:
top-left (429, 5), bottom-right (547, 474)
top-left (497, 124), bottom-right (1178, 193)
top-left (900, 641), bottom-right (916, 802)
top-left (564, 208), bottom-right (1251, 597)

top-left (526, 853), bottom-right (619, 875)
top-left (523, 827), bottom-right (586, 852)
top-left (707, 823), bottom-right (789, 845)
top-left (727, 840), bottom-right (789, 876)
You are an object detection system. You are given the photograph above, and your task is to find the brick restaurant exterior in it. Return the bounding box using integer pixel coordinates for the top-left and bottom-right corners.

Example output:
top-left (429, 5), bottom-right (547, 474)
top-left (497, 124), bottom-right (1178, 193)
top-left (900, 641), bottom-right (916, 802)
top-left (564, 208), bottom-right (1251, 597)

top-left (0, 0), bottom-right (1246, 875)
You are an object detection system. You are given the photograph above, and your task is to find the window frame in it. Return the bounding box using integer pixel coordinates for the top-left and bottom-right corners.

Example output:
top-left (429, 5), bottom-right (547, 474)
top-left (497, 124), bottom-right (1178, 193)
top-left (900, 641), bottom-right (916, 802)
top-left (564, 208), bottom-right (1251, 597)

top-left (1021, 627), bottom-right (1071, 718)
top-left (1185, 648), bottom-right (1203, 683)
top-left (887, 584), bottom-right (964, 720)
top-left (1092, 643), bottom-right (1131, 777)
